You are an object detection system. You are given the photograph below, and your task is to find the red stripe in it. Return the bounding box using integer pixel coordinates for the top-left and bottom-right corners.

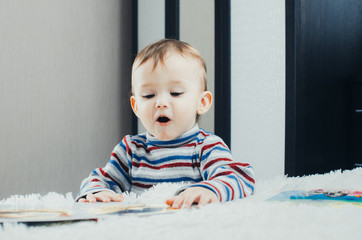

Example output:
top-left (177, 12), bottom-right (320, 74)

top-left (230, 162), bottom-right (250, 167)
top-left (199, 130), bottom-right (210, 137)
top-left (203, 158), bottom-right (233, 170)
top-left (133, 142), bottom-right (152, 152)
top-left (209, 171), bottom-right (234, 180)
top-left (133, 182), bottom-right (153, 189)
top-left (182, 142), bottom-right (197, 148)
top-left (202, 182), bottom-right (222, 202)
top-left (99, 168), bottom-right (124, 191)
top-left (91, 179), bottom-right (101, 182)
top-left (230, 165), bottom-right (255, 184)
top-left (218, 179), bottom-right (234, 201)
top-left (132, 161), bottom-right (199, 170)
top-left (148, 146), bottom-right (159, 151)
top-left (123, 136), bottom-right (132, 156)
top-left (201, 142), bottom-right (225, 156)
top-left (111, 152), bottom-right (129, 173)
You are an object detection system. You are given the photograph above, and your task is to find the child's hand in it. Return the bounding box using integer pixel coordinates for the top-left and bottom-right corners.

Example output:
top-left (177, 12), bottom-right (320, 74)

top-left (78, 191), bottom-right (124, 203)
top-left (166, 187), bottom-right (218, 209)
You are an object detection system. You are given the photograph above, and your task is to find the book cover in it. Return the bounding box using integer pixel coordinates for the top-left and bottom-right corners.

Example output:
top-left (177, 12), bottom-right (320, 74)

top-left (269, 189), bottom-right (362, 206)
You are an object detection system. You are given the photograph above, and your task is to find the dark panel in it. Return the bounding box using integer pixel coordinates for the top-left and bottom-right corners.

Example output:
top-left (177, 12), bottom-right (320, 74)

top-left (214, 0), bottom-right (231, 147)
top-left (165, 0), bottom-right (179, 40)
top-left (350, 75), bottom-right (362, 167)
top-left (285, 0), bottom-right (299, 176)
top-left (286, 0), bottom-right (362, 176)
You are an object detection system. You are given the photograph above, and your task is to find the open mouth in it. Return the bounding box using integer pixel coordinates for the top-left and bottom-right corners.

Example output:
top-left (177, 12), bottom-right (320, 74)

top-left (157, 116), bottom-right (170, 123)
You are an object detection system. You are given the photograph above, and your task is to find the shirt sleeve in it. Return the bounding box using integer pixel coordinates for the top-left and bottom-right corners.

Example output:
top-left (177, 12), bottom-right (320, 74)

top-left (184, 135), bottom-right (255, 202)
top-left (75, 136), bottom-right (133, 201)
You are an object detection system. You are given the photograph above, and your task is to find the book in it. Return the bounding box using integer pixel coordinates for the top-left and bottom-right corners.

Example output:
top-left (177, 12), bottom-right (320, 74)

top-left (268, 189), bottom-right (362, 206)
top-left (0, 203), bottom-right (175, 225)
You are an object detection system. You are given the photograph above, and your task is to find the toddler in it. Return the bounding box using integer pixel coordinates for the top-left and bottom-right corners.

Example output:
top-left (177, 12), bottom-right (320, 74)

top-left (76, 39), bottom-right (255, 208)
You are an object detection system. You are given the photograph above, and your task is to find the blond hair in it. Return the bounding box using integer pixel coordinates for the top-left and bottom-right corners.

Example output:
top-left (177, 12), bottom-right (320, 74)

top-left (132, 39), bottom-right (207, 91)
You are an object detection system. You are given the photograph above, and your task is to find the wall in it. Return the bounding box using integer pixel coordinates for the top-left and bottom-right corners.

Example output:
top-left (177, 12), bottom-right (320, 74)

top-left (230, 0), bottom-right (285, 179)
top-left (180, 0), bottom-right (214, 132)
top-left (0, 0), bottom-right (133, 199)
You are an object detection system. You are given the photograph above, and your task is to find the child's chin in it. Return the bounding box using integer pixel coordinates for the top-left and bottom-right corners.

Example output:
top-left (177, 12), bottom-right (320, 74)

top-left (155, 132), bottom-right (178, 141)
top-left (157, 135), bottom-right (175, 141)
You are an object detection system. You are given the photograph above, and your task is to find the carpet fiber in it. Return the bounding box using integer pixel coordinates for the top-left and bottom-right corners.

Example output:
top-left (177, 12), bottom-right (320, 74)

top-left (1, 168), bottom-right (361, 240)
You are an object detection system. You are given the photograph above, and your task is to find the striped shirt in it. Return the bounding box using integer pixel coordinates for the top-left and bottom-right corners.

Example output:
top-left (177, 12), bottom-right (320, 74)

top-left (76, 125), bottom-right (255, 202)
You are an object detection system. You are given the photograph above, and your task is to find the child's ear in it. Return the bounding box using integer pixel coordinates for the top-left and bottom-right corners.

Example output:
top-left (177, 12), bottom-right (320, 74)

top-left (197, 91), bottom-right (213, 115)
top-left (130, 96), bottom-right (138, 116)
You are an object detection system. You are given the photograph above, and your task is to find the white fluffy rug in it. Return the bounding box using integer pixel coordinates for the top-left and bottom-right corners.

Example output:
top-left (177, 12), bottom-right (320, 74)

top-left (1, 168), bottom-right (362, 240)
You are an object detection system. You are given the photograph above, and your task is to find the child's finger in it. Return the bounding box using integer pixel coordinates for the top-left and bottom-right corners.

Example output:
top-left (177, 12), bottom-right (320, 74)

top-left (166, 197), bottom-right (175, 206)
top-left (86, 193), bottom-right (97, 203)
top-left (78, 198), bottom-right (87, 203)
top-left (171, 196), bottom-right (184, 209)
top-left (110, 194), bottom-right (124, 202)
top-left (97, 195), bottom-right (110, 203)
top-left (182, 194), bottom-right (199, 208)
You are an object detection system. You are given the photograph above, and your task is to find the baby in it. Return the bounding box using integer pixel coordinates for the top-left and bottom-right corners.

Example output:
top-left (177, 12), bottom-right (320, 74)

top-left (76, 39), bottom-right (255, 208)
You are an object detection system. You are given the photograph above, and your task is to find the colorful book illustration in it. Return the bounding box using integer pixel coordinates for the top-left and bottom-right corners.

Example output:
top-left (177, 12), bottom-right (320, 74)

top-left (269, 189), bottom-right (362, 206)
top-left (0, 203), bottom-right (175, 225)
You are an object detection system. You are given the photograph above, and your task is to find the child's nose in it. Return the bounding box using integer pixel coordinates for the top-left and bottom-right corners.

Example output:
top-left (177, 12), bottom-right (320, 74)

top-left (155, 94), bottom-right (169, 108)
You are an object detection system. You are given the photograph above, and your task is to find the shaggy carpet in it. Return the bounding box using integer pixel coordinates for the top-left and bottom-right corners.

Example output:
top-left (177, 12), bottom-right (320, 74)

top-left (0, 168), bottom-right (361, 240)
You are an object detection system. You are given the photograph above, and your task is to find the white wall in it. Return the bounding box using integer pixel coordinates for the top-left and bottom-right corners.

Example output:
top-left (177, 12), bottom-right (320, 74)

top-left (230, 0), bottom-right (285, 179)
top-left (180, 0), bottom-right (214, 132)
top-left (0, 0), bottom-right (133, 198)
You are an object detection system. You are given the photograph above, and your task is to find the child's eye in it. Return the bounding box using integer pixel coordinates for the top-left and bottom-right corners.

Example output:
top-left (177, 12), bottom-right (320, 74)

top-left (142, 94), bottom-right (155, 99)
top-left (170, 92), bottom-right (183, 97)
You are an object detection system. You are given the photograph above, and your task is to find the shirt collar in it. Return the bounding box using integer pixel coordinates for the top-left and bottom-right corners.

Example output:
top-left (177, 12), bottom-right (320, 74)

top-left (146, 124), bottom-right (200, 147)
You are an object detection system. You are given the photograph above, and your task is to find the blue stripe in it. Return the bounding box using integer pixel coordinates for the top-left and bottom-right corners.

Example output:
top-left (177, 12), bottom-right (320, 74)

top-left (118, 141), bottom-right (133, 170)
top-left (132, 176), bottom-right (202, 183)
top-left (205, 166), bottom-right (227, 180)
top-left (193, 136), bottom-right (203, 143)
top-left (109, 160), bottom-right (132, 185)
top-left (201, 146), bottom-right (231, 161)
top-left (241, 177), bottom-right (255, 193)
top-left (133, 153), bottom-right (199, 165)
top-left (127, 158), bottom-right (132, 172)
top-left (105, 179), bottom-right (117, 187)
top-left (220, 180), bottom-right (231, 201)
top-left (90, 169), bottom-right (117, 188)
top-left (203, 170), bottom-right (208, 180)
top-left (132, 138), bottom-right (147, 148)
top-left (199, 128), bottom-right (213, 135)
top-left (227, 175), bottom-right (243, 199)
top-left (136, 134), bottom-right (147, 140)
top-left (80, 182), bottom-right (88, 190)
top-left (148, 131), bottom-right (199, 146)
top-left (119, 141), bottom-right (127, 151)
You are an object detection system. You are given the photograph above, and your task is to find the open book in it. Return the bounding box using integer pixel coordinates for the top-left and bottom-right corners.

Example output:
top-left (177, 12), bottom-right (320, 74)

top-left (0, 203), bottom-right (175, 225)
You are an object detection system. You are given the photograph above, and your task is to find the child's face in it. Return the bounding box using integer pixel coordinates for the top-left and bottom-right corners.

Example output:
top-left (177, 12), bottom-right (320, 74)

top-left (131, 51), bottom-right (212, 141)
